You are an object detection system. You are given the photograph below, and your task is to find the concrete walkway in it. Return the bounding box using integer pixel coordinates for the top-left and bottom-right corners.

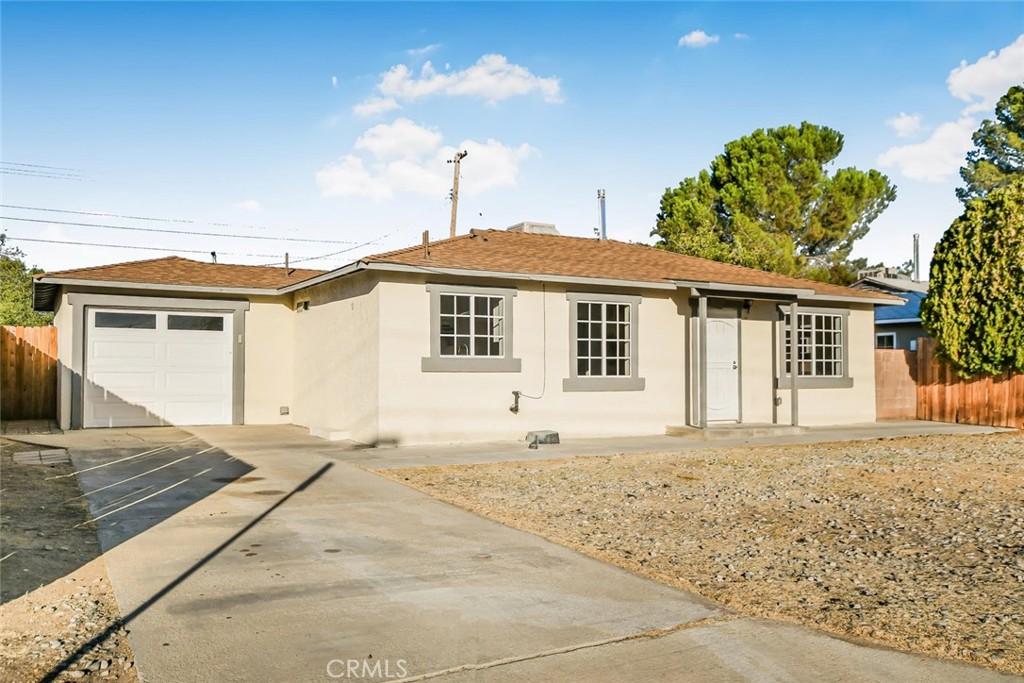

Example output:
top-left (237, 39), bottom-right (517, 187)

top-left (28, 424), bottom-right (1018, 682)
top-left (328, 419), bottom-right (1008, 470)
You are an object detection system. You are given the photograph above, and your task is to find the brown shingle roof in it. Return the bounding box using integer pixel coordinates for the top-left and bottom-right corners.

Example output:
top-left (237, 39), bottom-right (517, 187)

top-left (37, 256), bottom-right (324, 289)
top-left (363, 230), bottom-right (896, 301)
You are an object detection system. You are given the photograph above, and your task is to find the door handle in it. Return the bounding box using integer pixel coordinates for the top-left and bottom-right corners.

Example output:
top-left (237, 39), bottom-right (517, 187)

top-left (732, 361), bottom-right (738, 370)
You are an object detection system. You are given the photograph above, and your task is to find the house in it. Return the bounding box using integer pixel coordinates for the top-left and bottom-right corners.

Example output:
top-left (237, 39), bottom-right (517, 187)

top-left (32, 224), bottom-right (900, 444)
top-left (851, 268), bottom-right (928, 351)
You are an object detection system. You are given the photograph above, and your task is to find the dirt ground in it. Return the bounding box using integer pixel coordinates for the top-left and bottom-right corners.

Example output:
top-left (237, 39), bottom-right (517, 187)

top-left (0, 557), bottom-right (137, 682)
top-left (0, 438), bottom-right (137, 682)
top-left (386, 432), bottom-right (1024, 675)
top-left (1, 438), bottom-right (101, 603)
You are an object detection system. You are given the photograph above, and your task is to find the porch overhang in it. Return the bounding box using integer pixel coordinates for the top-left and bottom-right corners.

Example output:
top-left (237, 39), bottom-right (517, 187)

top-left (681, 282), bottom-right (802, 432)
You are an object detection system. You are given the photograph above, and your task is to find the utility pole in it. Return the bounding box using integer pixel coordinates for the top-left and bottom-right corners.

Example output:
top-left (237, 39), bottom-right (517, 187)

top-left (448, 150), bottom-right (468, 238)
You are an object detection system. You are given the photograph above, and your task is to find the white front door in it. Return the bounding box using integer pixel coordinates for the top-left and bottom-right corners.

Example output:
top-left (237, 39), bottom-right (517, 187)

top-left (84, 308), bottom-right (234, 428)
top-left (706, 306), bottom-right (740, 422)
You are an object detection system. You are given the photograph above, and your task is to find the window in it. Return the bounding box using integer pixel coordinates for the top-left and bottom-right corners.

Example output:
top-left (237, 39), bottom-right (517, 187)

top-left (94, 312), bottom-right (156, 329)
top-left (439, 293), bottom-right (504, 357)
top-left (565, 293), bottom-right (644, 391)
top-left (422, 285), bottom-right (520, 372)
top-left (168, 314), bottom-right (225, 331)
top-left (779, 308), bottom-right (852, 388)
top-left (576, 301), bottom-right (630, 377)
top-left (784, 311), bottom-right (843, 377)
top-left (875, 332), bottom-right (896, 349)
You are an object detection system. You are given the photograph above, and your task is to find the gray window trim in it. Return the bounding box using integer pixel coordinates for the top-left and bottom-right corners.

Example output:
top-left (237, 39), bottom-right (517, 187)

top-left (421, 283), bottom-right (521, 373)
top-left (564, 292), bottom-right (645, 392)
top-left (67, 293), bottom-right (249, 429)
top-left (776, 305), bottom-right (853, 389)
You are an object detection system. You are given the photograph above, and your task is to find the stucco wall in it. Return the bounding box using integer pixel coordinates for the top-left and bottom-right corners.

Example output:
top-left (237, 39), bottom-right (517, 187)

top-left (243, 295), bottom-right (295, 424)
top-left (290, 271), bottom-right (380, 443)
top-left (52, 290), bottom-right (73, 430)
top-left (374, 273), bottom-right (689, 445)
top-left (739, 300), bottom-right (779, 424)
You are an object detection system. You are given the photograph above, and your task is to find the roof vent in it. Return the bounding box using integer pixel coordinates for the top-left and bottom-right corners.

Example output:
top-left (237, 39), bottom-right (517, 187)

top-left (506, 221), bottom-right (559, 235)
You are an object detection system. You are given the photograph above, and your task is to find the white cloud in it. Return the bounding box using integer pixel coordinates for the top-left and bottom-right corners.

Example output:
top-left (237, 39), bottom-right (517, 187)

top-left (406, 43), bottom-right (441, 57)
top-left (353, 96), bottom-right (400, 117)
top-left (733, 33), bottom-right (750, 40)
top-left (331, 75), bottom-right (338, 89)
top-left (886, 112), bottom-right (923, 138)
top-left (879, 35), bottom-right (1023, 182)
top-left (234, 199), bottom-right (263, 212)
top-left (317, 118), bottom-right (534, 201)
top-left (877, 116), bottom-right (976, 182)
top-left (947, 34), bottom-right (1024, 113)
top-left (354, 118), bottom-right (443, 160)
top-left (678, 30), bottom-right (720, 48)
top-left (353, 53), bottom-right (562, 115)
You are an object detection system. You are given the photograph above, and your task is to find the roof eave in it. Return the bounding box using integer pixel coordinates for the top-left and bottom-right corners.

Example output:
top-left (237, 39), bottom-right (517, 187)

top-left (876, 317), bottom-right (923, 324)
top-left (34, 276), bottom-right (281, 297)
top-left (280, 262), bottom-right (900, 303)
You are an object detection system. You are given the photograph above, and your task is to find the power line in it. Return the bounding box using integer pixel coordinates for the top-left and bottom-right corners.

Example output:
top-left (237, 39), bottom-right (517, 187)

top-left (3, 202), bottom-right (297, 233)
top-left (1, 161), bottom-right (82, 172)
top-left (263, 232), bottom-right (397, 266)
top-left (2, 202), bottom-right (217, 225)
top-left (4, 236), bottom-right (284, 259)
top-left (1, 169), bottom-right (84, 181)
top-left (1, 215), bottom-right (357, 245)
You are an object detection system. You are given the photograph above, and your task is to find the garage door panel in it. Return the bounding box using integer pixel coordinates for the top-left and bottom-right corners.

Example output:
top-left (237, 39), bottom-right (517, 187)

top-left (91, 341), bottom-right (160, 361)
top-left (164, 371), bottom-right (230, 393)
top-left (89, 371), bottom-right (160, 394)
top-left (164, 401), bottom-right (230, 425)
top-left (85, 308), bottom-right (234, 428)
top-left (164, 342), bottom-right (229, 365)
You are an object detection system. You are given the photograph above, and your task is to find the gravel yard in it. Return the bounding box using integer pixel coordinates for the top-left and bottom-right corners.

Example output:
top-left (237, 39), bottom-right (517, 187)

top-left (386, 432), bottom-right (1024, 675)
top-left (0, 557), bottom-right (136, 682)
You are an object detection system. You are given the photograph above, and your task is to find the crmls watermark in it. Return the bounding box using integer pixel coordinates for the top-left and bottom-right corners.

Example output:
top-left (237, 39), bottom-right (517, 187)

top-left (326, 658), bottom-right (408, 680)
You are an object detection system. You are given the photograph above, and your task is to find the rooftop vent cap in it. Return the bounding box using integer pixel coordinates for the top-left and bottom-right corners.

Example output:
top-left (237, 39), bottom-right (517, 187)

top-left (506, 221), bottom-right (559, 235)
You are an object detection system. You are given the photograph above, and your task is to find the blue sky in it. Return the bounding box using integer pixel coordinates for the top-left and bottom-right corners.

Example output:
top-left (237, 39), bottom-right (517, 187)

top-left (2, 2), bottom-right (1022, 274)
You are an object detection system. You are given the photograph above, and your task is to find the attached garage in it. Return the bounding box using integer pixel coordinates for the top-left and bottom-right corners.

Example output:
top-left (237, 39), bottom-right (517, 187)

top-left (31, 257), bottom-right (319, 431)
top-left (47, 290), bottom-right (260, 430)
top-left (84, 308), bottom-right (234, 428)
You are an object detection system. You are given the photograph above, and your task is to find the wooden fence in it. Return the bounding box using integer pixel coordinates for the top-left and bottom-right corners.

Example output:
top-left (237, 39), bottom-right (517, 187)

top-left (875, 338), bottom-right (1024, 429)
top-left (874, 349), bottom-right (918, 420)
top-left (914, 337), bottom-right (1024, 429)
top-left (1, 325), bottom-right (58, 420)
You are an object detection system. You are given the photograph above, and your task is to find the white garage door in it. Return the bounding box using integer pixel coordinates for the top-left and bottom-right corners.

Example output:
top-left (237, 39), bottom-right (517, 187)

top-left (84, 308), bottom-right (234, 428)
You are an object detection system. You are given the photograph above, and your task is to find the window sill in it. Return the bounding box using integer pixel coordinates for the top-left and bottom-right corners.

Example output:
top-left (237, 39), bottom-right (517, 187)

top-left (562, 377), bottom-right (646, 392)
top-left (421, 357), bottom-right (522, 373)
top-left (776, 376), bottom-right (854, 389)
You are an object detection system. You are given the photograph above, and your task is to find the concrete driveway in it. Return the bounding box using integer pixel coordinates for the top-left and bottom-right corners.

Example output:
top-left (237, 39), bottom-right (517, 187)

top-left (31, 424), bottom-right (1017, 682)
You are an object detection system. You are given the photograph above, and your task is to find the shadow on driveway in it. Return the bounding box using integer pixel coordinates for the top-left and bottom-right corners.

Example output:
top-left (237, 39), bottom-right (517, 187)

top-left (67, 430), bottom-right (254, 552)
top-left (1, 428), bottom-right (253, 603)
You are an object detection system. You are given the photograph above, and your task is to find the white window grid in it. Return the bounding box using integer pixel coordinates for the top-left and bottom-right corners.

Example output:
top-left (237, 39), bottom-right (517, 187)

top-left (784, 312), bottom-right (843, 377)
top-left (439, 294), bottom-right (504, 357)
top-left (576, 301), bottom-right (630, 377)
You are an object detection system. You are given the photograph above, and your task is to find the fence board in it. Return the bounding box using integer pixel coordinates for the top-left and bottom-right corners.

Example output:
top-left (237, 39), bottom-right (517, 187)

top-left (0, 325), bottom-right (58, 420)
top-left (914, 337), bottom-right (1024, 429)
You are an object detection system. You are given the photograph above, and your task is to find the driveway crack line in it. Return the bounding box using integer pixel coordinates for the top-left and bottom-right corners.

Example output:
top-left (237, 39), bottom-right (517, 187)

top-left (391, 614), bottom-right (741, 682)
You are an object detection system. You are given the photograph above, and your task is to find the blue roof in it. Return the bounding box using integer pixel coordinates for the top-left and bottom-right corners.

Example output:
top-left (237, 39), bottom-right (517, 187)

top-left (875, 290), bottom-right (925, 322)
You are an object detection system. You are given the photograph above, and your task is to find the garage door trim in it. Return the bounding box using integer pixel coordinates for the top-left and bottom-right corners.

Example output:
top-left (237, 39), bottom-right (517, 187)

top-left (68, 293), bottom-right (250, 429)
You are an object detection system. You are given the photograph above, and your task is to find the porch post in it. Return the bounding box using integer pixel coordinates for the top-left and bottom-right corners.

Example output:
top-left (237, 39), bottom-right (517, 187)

top-left (698, 294), bottom-right (708, 429)
top-left (789, 300), bottom-right (799, 426)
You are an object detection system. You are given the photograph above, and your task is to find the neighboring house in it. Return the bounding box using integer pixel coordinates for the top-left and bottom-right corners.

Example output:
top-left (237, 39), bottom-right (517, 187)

top-left (851, 271), bottom-right (928, 351)
top-left (32, 224), bottom-right (899, 444)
